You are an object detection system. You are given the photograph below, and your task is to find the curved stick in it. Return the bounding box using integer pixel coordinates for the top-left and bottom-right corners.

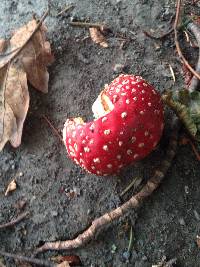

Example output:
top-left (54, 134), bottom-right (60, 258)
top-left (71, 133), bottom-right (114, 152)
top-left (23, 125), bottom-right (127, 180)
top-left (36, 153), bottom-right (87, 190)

top-left (187, 22), bottom-right (200, 92)
top-left (174, 0), bottom-right (200, 82)
top-left (0, 250), bottom-right (55, 267)
top-left (0, 212), bottom-right (29, 229)
top-left (35, 118), bottom-right (179, 254)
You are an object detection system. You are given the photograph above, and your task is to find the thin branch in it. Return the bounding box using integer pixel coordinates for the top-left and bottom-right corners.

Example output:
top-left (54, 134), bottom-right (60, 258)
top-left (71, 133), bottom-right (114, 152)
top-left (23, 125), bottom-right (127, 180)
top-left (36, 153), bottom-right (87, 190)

top-left (35, 118), bottom-right (179, 253)
top-left (42, 115), bottom-right (64, 144)
top-left (56, 4), bottom-right (75, 17)
top-left (174, 0), bottom-right (200, 82)
top-left (127, 226), bottom-right (133, 252)
top-left (187, 22), bottom-right (200, 92)
top-left (181, 137), bottom-right (200, 161)
top-left (189, 139), bottom-right (200, 161)
top-left (143, 14), bottom-right (174, 40)
top-left (143, 28), bottom-right (173, 40)
top-left (0, 251), bottom-right (56, 267)
top-left (69, 21), bottom-right (105, 29)
top-left (0, 211), bottom-right (29, 229)
top-left (120, 177), bottom-right (142, 197)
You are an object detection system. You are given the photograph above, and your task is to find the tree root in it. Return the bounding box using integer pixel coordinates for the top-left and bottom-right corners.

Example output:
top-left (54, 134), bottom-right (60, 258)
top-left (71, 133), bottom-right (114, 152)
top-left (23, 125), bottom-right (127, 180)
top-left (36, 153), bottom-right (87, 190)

top-left (143, 28), bottom-right (173, 40)
top-left (35, 117), bottom-right (180, 254)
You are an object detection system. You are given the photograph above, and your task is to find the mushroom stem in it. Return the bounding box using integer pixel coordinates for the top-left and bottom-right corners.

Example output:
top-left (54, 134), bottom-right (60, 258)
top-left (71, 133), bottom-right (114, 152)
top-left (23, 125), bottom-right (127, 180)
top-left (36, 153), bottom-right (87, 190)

top-left (35, 117), bottom-right (179, 254)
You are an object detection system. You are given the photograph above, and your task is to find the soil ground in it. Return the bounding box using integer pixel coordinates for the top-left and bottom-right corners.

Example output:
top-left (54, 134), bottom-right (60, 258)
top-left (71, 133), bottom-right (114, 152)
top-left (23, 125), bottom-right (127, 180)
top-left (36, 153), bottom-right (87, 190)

top-left (0, 0), bottom-right (200, 266)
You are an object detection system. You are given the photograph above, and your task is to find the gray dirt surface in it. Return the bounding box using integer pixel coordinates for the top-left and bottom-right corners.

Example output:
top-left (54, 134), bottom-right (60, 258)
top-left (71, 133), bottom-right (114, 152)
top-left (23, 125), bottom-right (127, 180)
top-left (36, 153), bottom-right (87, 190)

top-left (0, 0), bottom-right (200, 266)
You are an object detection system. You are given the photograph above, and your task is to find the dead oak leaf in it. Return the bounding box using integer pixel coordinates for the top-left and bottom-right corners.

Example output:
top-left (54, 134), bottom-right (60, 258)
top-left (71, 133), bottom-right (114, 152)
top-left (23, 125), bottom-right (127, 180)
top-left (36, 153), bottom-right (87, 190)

top-left (51, 255), bottom-right (82, 266)
top-left (1, 19), bottom-right (54, 93)
top-left (0, 17), bottom-right (53, 150)
top-left (0, 62), bottom-right (29, 150)
top-left (10, 20), bottom-right (54, 93)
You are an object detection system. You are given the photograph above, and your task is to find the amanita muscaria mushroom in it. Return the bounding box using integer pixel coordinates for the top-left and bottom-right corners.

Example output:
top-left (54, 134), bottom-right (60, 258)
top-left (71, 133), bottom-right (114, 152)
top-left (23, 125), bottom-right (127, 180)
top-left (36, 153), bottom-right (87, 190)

top-left (63, 74), bottom-right (164, 176)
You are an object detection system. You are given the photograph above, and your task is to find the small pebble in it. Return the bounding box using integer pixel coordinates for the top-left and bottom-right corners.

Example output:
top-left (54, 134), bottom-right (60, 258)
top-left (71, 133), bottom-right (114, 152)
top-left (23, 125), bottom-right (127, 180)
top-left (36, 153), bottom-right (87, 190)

top-left (111, 244), bottom-right (117, 254)
top-left (179, 217), bottom-right (186, 226)
top-left (132, 250), bottom-right (138, 260)
top-left (122, 250), bottom-right (130, 261)
top-left (11, 164), bottom-right (15, 170)
top-left (142, 255), bottom-right (148, 261)
top-left (87, 209), bottom-right (92, 215)
top-left (113, 63), bottom-right (125, 73)
top-left (184, 185), bottom-right (189, 194)
top-left (51, 210), bottom-right (58, 217)
top-left (194, 210), bottom-right (200, 221)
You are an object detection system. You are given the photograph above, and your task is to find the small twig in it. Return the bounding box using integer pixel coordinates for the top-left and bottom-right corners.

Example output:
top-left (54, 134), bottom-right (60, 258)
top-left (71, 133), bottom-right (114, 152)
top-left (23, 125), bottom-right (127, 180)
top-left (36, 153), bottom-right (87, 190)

top-left (143, 14), bottom-right (174, 40)
top-left (42, 115), bottom-right (63, 144)
top-left (181, 137), bottom-right (200, 161)
top-left (0, 251), bottom-right (56, 267)
top-left (127, 226), bottom-right (133, 253)
top-left (189, 139), bottom-right (200, 161)
top-left (143, 28), bottom-right (173, 40)
top-left (187, 22), bottom-right (200, 92)
top-left (35, 118), bottom-right (179, 253)
top-left (183, 30), bottom-right (190, 42)
top-left (174, 0), bottom-right (200, 83)
top-left (120, 177), bottom-right (142, 197)
top-left (168, 63), bottom-right (176, 82)
top-left (56, 4), bottom-right (75, 17)
top-left (69, 21), bottom-right (105, 29)
top-left (0, 211), bottom-right (29, 229)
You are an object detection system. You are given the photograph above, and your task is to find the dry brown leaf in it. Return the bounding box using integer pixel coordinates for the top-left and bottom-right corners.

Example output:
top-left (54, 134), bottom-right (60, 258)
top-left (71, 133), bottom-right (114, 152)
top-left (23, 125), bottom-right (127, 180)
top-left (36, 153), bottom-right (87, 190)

top-left (0, 39), bottom-right (7, 53)
top-left (51, 255), bottom-right (82, 266)
top-left (14, 259), bottom-right (32, 267)
top-left (5, 179), bottom-right (17, 196)
top-left (0, 61), bottom-right (29, 149)
top-left (0, 17), bottom-right (53, 151)
top-left (57, 261), bottom-right (70, 267)
top-left (9, 20), bottom-right (54, 92)
top-left (89, 27), bottom-right (108, 48)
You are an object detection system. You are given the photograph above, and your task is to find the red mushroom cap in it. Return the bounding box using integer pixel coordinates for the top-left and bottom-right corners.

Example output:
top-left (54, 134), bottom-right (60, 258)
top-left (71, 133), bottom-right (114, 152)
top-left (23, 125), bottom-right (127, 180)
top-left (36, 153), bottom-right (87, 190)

top-left (63, 74), bottom-right (164, 176)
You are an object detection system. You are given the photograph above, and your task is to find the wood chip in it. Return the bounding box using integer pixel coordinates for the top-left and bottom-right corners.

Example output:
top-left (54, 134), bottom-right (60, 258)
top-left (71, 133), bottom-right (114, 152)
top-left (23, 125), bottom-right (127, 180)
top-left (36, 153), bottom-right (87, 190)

top-left (89, 27), bottom-right (108, 48)
top-left (197, 235), bottom-right (200, 247)
top-left (5, 179), bottom-right (17, 196)
top-left (168, 64), bottom-right (176, 82)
